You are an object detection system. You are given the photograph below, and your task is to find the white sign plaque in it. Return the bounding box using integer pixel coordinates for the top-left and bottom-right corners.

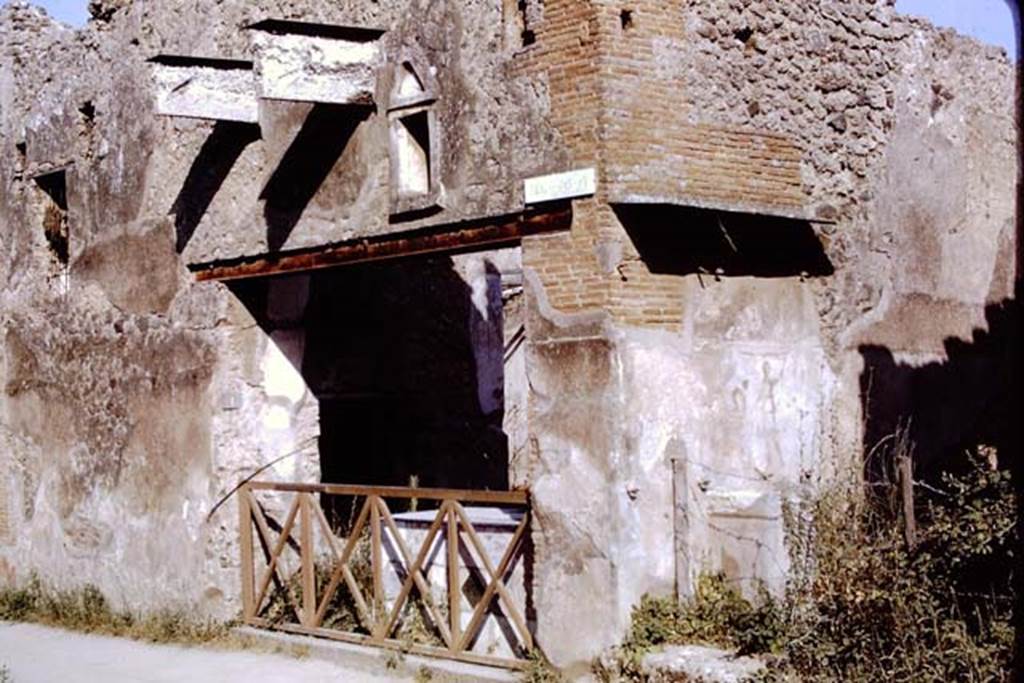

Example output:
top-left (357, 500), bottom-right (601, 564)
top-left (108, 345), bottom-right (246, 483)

top-left (524, 168), bottom-right (597, 204)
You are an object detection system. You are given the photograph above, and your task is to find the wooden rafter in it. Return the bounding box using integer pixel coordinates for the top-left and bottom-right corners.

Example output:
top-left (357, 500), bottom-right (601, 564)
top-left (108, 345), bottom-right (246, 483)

top-left (191, 203), bottom-right (571, 282)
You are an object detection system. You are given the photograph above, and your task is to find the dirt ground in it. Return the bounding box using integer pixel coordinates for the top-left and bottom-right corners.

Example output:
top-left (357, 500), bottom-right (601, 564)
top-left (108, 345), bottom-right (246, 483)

top-left (0, 622), bottom-right (395, 682)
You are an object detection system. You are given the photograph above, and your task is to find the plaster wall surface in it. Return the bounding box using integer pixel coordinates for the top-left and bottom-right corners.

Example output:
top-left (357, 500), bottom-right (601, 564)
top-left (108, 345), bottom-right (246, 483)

top-left (0, 0), bottom-right (558, 613)
top-left (514, 0), bottom-right (1017, 670)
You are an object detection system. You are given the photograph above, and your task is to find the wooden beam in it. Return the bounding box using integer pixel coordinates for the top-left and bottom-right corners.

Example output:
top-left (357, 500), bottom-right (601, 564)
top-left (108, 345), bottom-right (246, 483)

top-left (371, 496), bottom-right (383, 629)
top-left (457, 511), bottom-right (529, 653)
top-left (314, 497), bottom-right (373, 630)
top-left (452, 502), bottom-right (533, 651)
top-left (376, 500), bottom-right (452, 646)
top-left (899, 455), bottom-right (917, 549)
top-left (447, 504), bottom-right (460, 652)
top-left (191, 203), bottom-right (572, 282)
top-left (246, 618), bottom-right (530, 670)
top-left (247, 481), bottom-right (529, 505)
top-left (252, 494), bottom-right (302, 616)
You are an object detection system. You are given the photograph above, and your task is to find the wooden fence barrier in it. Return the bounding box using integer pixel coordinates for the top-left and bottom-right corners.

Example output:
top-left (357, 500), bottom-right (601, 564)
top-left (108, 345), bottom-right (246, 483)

top-left (238, 481), bottom-right (532, 670)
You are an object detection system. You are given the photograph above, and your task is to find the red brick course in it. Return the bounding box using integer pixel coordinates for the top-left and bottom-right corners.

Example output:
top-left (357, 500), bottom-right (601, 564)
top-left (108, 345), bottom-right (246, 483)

top-left (518, 0), bottom-right (805, 327)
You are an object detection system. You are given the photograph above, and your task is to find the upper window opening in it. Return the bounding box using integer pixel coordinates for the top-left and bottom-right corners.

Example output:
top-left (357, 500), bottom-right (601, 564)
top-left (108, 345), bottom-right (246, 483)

top-left (505, 0), bottom-right (539, 50)
top-left (79, 101), bottom-right (96, 124)
top-left (393, 111), bottom-right (431, 197)
top-left (389, 60), bottom-right (435, 112)
top-left (387, 59), bottom-right (441, 215)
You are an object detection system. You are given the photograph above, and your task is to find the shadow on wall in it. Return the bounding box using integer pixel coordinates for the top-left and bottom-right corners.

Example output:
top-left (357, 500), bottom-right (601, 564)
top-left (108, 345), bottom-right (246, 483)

top-left (260, 103), bottom-right (370, 252)
top-left (859, 299), bottom-right (1020, 481)
top-left (170, 121), bottom-right (261, 253)
top-left (1011, 0), bottom-right (1022, 675)
top-left (864, 2), bottom-right (1021, 667)
top-left (227, 255), bottom-right (510, 529)
top-left (168, 105), bottom-right (368, 255)
top-left (859, 297), bottom-right (1021, 672)
top-left (612, 204), bottom-right (834, 278)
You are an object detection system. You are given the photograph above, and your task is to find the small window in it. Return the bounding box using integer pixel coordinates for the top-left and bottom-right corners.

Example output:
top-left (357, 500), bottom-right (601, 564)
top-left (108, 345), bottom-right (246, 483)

top-left (387, 60), bottom-right (440, 215)
top-left (34, 170), bottom-right (69, 265)
top-left (505, 0), bottom-right (538, 49)
top-left (392, 111), bottom-right (431, 197)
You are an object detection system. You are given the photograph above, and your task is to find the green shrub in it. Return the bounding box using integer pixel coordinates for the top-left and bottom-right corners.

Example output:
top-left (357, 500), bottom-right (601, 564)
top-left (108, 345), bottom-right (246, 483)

top-left (774, 448), bottom-right (1015, 682)
top-left (624, 576), bottom-right (784, 657)
top-left (602, 447), bottom-right (1015, 682)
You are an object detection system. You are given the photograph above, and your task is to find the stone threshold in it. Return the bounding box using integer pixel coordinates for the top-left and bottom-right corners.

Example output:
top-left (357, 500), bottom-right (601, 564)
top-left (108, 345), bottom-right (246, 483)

top-left (232, 626), bottom-right (521, 683)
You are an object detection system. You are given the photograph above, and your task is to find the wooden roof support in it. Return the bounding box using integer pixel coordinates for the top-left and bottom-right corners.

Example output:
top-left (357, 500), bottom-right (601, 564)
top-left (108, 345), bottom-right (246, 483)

top-left (190, 202), bottom-right (571, 282)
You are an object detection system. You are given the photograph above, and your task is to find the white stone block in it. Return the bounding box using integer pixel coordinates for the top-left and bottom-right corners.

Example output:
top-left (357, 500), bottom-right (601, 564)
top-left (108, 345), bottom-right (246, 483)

top-left (150, 56), bottom-right (259, 123)
top-left (248, 21), bottom-right (384, 106)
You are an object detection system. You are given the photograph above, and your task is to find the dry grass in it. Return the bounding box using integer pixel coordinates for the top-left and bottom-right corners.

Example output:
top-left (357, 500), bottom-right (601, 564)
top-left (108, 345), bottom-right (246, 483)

top-left (0, 576), bottom-right (233, 647)
top-left (771, 451), bottom-right (1015, 681)
top-left (597, 444), bottom-right (1016, 682)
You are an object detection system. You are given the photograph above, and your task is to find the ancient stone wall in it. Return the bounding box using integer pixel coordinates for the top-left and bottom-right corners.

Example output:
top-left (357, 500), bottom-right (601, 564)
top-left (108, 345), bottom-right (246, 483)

top-left (164, 0), bottom-right (564, 265)
top-left (0, 0), bottom-right (553, 619)
top-left (512, 0), bottom-right (1017, 670)
top-left (0, 0), bottom-right (1017, 675)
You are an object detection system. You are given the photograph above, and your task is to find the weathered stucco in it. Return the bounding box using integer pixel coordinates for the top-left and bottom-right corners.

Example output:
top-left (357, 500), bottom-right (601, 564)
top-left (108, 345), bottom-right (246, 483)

top-left (514, 0), bottom-right (1017, 670)
top-left (0, 0), bottom-right (1018, 676)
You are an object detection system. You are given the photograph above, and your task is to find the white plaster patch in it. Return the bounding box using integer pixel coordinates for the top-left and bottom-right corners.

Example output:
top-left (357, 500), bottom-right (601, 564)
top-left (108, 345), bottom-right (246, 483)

top-left (263, 405), bottom-right (292, 431)
top-left (458, 255), bottom-right (491, 321)
top-left (393, 113), bottom-right (431, 195)
top-left (263, 331), bottom-right (306, 405)
top-left (396, 63), bottom-right (426, 98)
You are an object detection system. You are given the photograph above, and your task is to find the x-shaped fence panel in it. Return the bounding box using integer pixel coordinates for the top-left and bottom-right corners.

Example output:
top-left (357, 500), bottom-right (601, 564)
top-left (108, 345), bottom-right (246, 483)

top-left (238, 481), bottom-right (533, 670)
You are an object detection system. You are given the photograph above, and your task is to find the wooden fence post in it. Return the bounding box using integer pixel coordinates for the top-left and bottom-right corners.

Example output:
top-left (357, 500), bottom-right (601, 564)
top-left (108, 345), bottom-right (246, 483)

top-left (371, 496), bottom-right (383, 635)
top-left (300, 493), bottom-right (316, 626)
top-left (239, 485), bottom-right (255, 621)
top-left (448, 502), bottom-right (460, 652)
top-left (899, 455), bottom-right (917, 549)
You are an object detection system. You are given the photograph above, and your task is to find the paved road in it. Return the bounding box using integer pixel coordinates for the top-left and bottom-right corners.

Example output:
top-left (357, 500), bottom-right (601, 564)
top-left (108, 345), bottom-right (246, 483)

top-left (0, 622), bottom-right (394, 682)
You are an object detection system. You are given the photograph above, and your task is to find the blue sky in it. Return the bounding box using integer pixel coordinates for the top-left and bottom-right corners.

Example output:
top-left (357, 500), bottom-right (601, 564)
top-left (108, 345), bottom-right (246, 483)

top-left (31, 0), bottom-right (87, 25)
top-left (898, 0), bottom-right (1020, 60)
top-left (25, 0), bottom-right (1021, 60)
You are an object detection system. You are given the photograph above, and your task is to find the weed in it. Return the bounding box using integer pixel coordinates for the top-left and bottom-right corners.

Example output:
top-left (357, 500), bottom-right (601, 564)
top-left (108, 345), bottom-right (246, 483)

top-left (262, 538), bottom-right (373, 633)
top-left (261, 533), bottom-right (448, 651)
top-left (599, 446), bottom-right (1015, 682)
top-left (384, 648), bottom-right (403, 670)
top-left (521, 649), bottom-right (564, 683)
top-left (773, 446), bottom-right (1016, 681)
top-left (0, 576), bottom-right (230, 647)
top-left (596, 576), bottom-right (784, 681)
